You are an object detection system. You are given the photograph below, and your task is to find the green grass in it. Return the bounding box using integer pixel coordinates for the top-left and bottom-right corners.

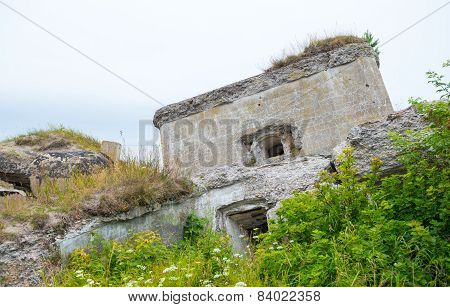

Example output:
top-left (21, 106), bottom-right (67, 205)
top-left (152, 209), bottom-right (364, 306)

top-left (10, 125), bottom-right (101, 152)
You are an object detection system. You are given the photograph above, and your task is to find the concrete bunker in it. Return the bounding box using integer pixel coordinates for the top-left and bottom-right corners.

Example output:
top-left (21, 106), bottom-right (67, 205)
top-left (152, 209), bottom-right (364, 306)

top-left (216, 199), bottom-right (271, 251)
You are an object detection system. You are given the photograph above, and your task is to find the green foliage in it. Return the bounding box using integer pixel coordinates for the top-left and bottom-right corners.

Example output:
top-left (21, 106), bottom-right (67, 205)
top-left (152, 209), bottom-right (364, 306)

top-left (183, 213), bottom-right (209, 242)
top-left (363, 30), bottom-right (380, 56)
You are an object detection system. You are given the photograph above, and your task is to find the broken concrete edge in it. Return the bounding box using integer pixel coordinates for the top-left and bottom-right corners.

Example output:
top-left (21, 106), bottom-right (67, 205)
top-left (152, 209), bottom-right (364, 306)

top-left (331, 106), bottom-right (426, 176)
top-left (153, 43), bottom-right (378, 128)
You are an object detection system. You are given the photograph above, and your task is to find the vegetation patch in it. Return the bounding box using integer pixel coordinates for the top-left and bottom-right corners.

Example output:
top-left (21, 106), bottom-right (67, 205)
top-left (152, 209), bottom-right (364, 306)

top-left (267, 33), bottom-right (373, 71)
top-left (9, 125), bottom-right (101, 152)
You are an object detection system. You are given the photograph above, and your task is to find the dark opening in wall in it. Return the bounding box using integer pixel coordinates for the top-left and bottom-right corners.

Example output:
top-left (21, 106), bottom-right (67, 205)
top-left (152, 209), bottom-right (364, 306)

top-left (218, 202), bottom-right (270, 251)
top-left (229, 207), bottom-right (269, 245)
top-left (263, 136), bottom-right (284, 158)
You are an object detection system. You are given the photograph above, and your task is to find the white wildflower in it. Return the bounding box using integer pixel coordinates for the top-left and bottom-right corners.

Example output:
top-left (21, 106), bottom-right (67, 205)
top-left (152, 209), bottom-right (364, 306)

top-left (235, 282), bottom-right (247, 287)
top-left (276, 246), bottom-right (283, 250)
top-left (75, 270), bottom-right (84, 278)
top-left (238, 234), bottom-right (246, 238)
top-left (169, 277), bottom-right (179, 281)
top-left (213, 274), bottom-right (221, 279)
top-left (212, 248), bottom-right (221, 253)
top-left (163, 265), bottom-right (178, 273)
top-left (158, 278), bottom-right (166, 287)
top-left (185, 273), bottom-right (193, 278)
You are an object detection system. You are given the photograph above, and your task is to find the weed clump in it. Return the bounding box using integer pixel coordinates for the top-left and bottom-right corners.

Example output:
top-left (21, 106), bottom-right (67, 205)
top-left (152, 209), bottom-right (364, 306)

top-left (11, 125), bottom-right (101, 152)
top-left (267, 34), bottom-right (365, 71)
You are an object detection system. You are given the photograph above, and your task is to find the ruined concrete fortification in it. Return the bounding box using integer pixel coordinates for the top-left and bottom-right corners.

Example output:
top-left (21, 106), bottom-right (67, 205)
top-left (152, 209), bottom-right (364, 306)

top-left (61, 42), bottom-right (397, 254)
top-left (2, 41), bottom-right (410, 285)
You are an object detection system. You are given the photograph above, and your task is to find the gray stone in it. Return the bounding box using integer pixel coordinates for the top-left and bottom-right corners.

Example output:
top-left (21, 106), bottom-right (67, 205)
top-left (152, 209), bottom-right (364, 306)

top-left (0, 143), bottom-right (111, 192)
top-left (332, 106), bottom-right (426, 175)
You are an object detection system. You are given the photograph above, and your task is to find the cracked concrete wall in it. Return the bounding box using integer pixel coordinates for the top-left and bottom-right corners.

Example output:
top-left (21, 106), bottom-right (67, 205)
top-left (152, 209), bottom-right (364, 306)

top-left (158, 56), bottom-right (392, 174)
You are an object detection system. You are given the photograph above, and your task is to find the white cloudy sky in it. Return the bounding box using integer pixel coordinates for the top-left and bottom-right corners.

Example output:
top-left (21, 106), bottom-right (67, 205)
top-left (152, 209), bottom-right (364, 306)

top-left (0, 0), bottom-right (449, 151)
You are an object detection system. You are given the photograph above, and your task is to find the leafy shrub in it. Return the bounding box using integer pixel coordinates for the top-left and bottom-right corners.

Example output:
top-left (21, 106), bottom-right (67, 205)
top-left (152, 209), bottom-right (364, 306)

top-left (363, 30), bottom-right (380, 55)
top-left (183, 213), bottom-right (209, 242)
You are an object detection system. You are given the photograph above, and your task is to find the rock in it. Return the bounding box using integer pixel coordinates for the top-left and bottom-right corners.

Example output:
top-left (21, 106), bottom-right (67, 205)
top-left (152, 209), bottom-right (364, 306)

top-left (332, 107), bottom-right (426, 175)
top-left (0, 187), bottom-right (26, 197)
top-left (0, 138), bottom-right (112, 192)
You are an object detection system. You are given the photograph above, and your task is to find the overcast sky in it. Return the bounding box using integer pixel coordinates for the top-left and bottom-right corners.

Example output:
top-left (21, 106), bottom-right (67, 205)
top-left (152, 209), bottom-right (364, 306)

top-left (0, 0), bottom-right (449, 152)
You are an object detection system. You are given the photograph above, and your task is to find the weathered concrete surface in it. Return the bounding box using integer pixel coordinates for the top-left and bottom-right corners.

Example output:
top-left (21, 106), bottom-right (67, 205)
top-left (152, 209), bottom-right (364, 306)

top-left (332, 106), bottom-right (426, 175)
top-left (154, 43), bottom-right (378, 128)
top-left (58, 155), bottom-right (330, 256)
top-left (100, 141), bottom-right (121, 162)
top-left (157, 51), bottom-right (392, 174)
